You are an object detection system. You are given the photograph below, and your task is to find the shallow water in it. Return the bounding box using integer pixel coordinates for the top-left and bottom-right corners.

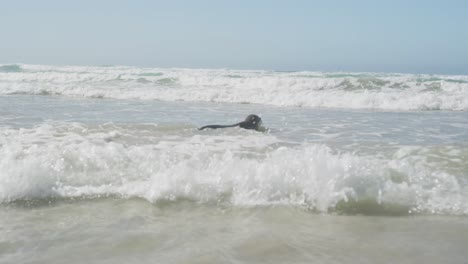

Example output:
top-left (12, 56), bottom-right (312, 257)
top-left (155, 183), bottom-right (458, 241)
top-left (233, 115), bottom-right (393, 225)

top-left (1, 64), bottom-right (468, 263)
top-left (1, 199), bottom-right (467, 264)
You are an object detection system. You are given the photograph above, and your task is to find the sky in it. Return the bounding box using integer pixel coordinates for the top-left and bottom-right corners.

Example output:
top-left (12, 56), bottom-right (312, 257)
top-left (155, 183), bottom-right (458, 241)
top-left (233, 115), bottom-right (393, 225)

top-left (1, 0), bottom-right (467, 74)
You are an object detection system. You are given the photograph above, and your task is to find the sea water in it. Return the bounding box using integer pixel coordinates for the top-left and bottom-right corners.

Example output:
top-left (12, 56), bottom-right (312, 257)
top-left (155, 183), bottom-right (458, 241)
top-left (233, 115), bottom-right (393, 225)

top-left (0, 64), bottom-right (467, 263)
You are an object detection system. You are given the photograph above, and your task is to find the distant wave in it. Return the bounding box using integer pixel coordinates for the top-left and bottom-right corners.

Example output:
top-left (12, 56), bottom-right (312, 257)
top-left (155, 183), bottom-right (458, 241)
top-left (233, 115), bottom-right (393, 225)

top-left (1, 64), bottom-right (468, 110)
top-left (0, 64), bottom-right (23, 73)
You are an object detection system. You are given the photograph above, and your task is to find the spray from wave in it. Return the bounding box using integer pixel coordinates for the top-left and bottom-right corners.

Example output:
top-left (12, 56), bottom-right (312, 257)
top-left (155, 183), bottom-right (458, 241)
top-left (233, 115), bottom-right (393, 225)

top-left (1, 122), bottom-right (466, 215)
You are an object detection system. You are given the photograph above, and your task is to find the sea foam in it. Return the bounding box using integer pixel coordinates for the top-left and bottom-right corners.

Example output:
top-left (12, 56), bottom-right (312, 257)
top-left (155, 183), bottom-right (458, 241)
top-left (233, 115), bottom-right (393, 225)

top-left (1, 64), bottom-right (467, 110)
top-left (1, 122), bottom-right (466, 215)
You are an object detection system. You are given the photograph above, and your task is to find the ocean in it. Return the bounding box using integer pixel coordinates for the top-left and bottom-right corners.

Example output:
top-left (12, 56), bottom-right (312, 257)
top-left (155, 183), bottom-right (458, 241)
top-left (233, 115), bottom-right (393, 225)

top-left (1, 64), bottom-right (467, 263)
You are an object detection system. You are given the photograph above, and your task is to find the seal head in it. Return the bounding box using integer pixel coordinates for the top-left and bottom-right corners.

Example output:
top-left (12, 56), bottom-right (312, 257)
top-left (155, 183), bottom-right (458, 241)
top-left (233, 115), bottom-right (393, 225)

top-left (238, 114), bottom-right (262, 130)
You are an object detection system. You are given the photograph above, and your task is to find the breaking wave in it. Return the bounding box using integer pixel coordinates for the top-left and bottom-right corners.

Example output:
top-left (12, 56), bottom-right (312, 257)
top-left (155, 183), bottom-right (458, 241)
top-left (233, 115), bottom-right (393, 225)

top-left (0, 64), bottom-right (467, 110)
top-left (1, 122), bottom-right (466, 215)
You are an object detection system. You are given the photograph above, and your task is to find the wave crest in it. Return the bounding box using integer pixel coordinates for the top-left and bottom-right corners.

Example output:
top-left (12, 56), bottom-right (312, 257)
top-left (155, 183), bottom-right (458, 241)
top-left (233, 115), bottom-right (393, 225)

top-left (1, 65), bottom-right (468, 110)
top-left (0, 64), bottom-right (23, 73)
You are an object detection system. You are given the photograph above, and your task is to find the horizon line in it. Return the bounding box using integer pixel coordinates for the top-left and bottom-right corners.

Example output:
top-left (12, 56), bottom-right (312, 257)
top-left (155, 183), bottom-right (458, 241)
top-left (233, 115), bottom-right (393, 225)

top-left (1, 62), bottom-right (467, 77)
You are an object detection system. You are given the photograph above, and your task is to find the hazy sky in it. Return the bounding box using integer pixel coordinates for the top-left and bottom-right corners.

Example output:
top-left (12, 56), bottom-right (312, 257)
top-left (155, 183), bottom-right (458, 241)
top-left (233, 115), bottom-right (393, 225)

top-left (1, 0), bottom-right (467, 74)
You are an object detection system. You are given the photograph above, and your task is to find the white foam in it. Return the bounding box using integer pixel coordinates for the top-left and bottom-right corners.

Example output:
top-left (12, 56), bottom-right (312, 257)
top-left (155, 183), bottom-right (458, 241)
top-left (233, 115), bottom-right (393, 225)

top-left (0, 123), bottom-right (466, 215)
top-left (1, 64), bottom-right (467, 110)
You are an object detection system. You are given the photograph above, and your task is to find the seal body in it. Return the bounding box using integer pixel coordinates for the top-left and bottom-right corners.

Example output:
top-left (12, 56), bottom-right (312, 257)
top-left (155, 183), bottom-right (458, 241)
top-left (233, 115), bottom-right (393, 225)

top-left (199, 114), bottom-right (263, 131)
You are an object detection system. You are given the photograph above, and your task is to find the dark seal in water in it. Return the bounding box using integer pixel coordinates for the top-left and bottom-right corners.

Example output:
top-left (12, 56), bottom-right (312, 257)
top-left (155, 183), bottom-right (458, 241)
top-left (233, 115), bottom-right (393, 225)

top-left (199, 114), bottom-right (264, 131)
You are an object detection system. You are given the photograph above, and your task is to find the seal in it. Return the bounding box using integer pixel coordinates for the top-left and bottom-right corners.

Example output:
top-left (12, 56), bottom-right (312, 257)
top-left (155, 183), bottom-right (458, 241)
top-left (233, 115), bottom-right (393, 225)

top-left (199, 114), bottom-right (264, 131)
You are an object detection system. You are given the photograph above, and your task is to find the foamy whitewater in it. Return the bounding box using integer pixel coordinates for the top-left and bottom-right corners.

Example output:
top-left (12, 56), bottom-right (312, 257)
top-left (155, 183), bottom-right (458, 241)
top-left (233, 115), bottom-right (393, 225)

top-left (1, 64), bottom-right (467, 263)
top-left (1, 63), bottom-right (468, 110)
